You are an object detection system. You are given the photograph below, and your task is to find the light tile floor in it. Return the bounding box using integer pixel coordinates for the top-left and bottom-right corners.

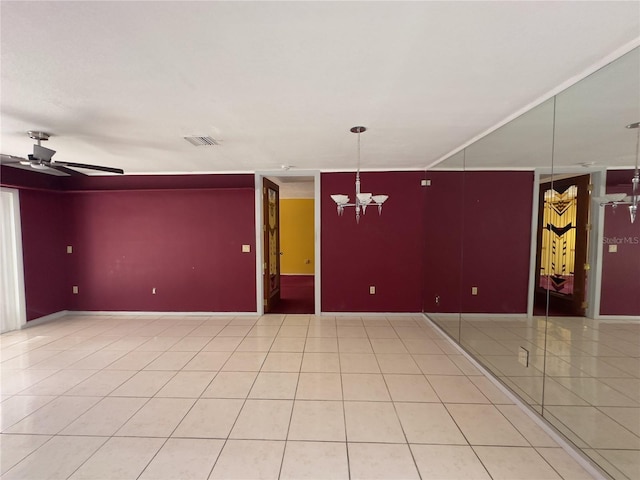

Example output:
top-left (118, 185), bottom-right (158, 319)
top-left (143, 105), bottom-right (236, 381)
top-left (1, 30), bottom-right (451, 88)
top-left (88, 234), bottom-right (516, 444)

top-left (432, 314), bottom-right (639, 480)
top-left (1, 314), bottom-right (595, 479)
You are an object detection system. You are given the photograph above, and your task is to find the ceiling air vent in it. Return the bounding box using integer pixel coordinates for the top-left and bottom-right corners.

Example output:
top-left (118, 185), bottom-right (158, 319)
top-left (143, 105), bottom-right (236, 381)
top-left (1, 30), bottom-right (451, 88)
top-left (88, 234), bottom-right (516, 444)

top-left (184, 136), bottom-right (220, 146)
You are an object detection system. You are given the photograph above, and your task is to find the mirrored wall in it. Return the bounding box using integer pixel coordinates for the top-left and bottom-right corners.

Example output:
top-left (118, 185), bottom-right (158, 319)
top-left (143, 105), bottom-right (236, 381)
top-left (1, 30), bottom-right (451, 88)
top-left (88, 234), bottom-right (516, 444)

top-left (426, 47), bottom-right (640, 480)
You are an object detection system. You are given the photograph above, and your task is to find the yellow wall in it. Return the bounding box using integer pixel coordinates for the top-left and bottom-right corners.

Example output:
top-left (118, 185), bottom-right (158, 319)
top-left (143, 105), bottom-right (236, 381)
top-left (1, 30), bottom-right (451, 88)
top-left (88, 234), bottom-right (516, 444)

top-left (280, 199), bottom-right (314, 275)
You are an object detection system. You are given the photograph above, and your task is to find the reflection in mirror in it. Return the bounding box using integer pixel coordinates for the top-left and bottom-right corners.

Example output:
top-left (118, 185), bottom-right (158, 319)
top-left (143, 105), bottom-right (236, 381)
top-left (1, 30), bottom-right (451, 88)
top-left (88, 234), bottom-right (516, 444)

top-left (423, 150), bottom-right (464, 342)
top-left (543, 47), bottom-right (640, 480)
top-left (458, 98), bottom-right (555, 414)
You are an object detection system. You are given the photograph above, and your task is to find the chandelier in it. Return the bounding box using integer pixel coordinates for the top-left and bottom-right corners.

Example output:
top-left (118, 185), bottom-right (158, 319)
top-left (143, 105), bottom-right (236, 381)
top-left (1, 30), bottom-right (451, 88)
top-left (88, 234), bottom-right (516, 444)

top-left (330, 126), bottom-right (389, 223)
top-left (594, 122), bottom-right (639, 223)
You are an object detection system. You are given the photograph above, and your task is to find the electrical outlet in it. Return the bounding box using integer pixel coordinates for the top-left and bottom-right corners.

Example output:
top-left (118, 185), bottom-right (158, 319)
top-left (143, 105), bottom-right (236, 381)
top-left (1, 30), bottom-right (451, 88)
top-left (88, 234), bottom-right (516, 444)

top-left (72, 286), bottom-right (79, 294)
top-left (369, 286), bottom-right (376, 295)
top-left (152, 288), bottom-right (156, 294)
top-left (66, 245), bottom-right (73, 254)
top-left (609, 244), bottom-right (617, 253)
top-left (304, 259), bottom-right (311, 264)
top-left (471, 286), bottom-right (478, 295)
top-left (421, 179), bottom-right (431, 186)
top-left (242, 245), bottom-right (251, 253)
top-left (518, 347), bottom-right (529, 367)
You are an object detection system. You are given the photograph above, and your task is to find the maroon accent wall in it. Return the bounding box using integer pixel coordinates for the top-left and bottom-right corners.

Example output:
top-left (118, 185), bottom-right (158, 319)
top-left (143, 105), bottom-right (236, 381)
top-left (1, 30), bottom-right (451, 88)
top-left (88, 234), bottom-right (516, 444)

top-left (600, 170), bottom-right (640, 316)
top-left (321, 171), bottom-right (424, 312)
top-left (66, 188), bottom-right (256, 312)
top-left (422, 171), bottom-right (464, 313)
top-left (19, 190), bottom-right (70, 320)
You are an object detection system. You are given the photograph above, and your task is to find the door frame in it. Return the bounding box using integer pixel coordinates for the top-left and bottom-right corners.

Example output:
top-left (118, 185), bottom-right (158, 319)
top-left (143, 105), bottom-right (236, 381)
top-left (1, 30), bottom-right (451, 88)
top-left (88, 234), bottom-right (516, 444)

top-left (527, 168), bottom-right (605, 318)
top-left (254, 170), bottom-right (321, 316)
top-left (1, 187), bottom-right (27, 332)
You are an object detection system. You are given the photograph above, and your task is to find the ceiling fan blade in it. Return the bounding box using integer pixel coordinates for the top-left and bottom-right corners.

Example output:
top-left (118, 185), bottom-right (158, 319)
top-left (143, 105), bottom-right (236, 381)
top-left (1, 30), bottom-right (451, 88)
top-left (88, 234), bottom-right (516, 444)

top-left (56, 161), bottom-right (124, 174)
top-left (49, 164), bottom-right (88, 176)
top-left (1, 153), bottom-right (28, 164)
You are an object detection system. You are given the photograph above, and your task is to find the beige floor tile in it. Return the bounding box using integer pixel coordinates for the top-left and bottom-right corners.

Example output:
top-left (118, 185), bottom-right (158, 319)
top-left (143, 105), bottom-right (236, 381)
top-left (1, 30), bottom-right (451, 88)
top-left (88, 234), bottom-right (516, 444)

top-left (61, 397), bottom-right (147, 436)
top-left (301, 352), bottom-right (340, 372)
top-left (5, 396), bottom-right (100, 434)
top-left (2, 435), bottom-right (106, 480)
top-left (304, 337), bottom-right (338, 352)
top-left (280, 441), bottom-right (349, 480)
top-left (246, 325), bottom-right (281, 337)
top-left (413, 354), bottom-right (463, 375)
top-left (468, 376), bottom-right (514, 404)
top-left (155, 371), bottom-right (216, 398)
top-left (69, 436), bottom-right (164, 480)
top-left (201, 336), bottom-right (243, 351)
top-left (117, 397), bottom-right (194, 436)
top-left (336, 318), bottom-right (363, 327)
top-left (342, 373), bottom-right (390, 401)
top-left (0, 433), bottom-right (52, 474)
top-left (366, 326), bottom-right (399, 339)
top-left (144, 351), bottom-right (196, 370)
top-left (236, 336), bottom-right (275, 352)
top-left (249, 372), bottom-right (299, 399)
top-left (395, 402), bottom-right (467, 444)
top-left (370, 338), bottom-right (408, 354)
top-left (136, 337), bottom-right (181, 351)
top-left (139, 438), bottom-right (224, 480)
top-left (218, 325), bottom-right (252, 336)
top-left (261, 352), bottom-right (303, 372)
top-left (173, 398), bottom-right (243, 438)
top-left (183, 351), bottom-right (231, 371)
top-left (599, 406), bottom-right (640, 436)
top-left (384, 374), bottom-right (439, 402)
top-left (167, 336), bottom-right (211, 352)
top-left (63, 370), bottom-right (136, 396)
top-left (277, 326), bottom-right (309, 338)
top-left (410, 444), bottom-right (491, 479)
top-left (110, 371), bottom-right (175, 397)
top-left (497, 404), bottom-right (558, 447)
top-left (0, 395), bottom-right (57, 430)
top-left (230, 399), bottom-right (293, 440)
top-left (446, 404), bottom-right (529, 446)
top-left (270, 337), bottom-right (306, 352)
top-left (222, 352), bottom-right (267, 371)
top-left (473, 446), bottom-right (562, 479)
top-left (202, 371), bottom-right (257, 398)
top-left (339, 353), bottom-right (380, 373)
top-left (344, 401), bottom-right (405, 442)
top-left (1, 369), bottom-right (59, 395)
top-left (307, 325), bottom-right (338, 338)
top-left (288, 400), bottom-right (346, 441)
top-left (68, 349), bottom-right (128, 369)
top-left (337, 326), bottom-right (367, 338)
top-left (296, 372), bottom-right (342, 400)
top-left (283, 316), bottom-right (310, 326)
top-left (348, 443), bottom-right (420, 480)
top-left (595, 449), bottom-right (640, 480)
top-left (427, 375), bottom-right (491, 403)
top-left (402, 338), bottom-right (444, 354)
top-left (209, 440), bottom-right (285, 480)
top-left (338, 338), bottom-right (373, 353)
top-left (104, 351), bottom-right (162, 370)
top-left (535, 447), bottom-right (595, 480)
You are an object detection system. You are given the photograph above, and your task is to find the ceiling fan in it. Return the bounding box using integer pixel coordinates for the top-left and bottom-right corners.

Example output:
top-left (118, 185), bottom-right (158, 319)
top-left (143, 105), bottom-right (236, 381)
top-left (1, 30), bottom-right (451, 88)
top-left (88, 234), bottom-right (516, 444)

top-left (0, 131), bottom-right (124, 176)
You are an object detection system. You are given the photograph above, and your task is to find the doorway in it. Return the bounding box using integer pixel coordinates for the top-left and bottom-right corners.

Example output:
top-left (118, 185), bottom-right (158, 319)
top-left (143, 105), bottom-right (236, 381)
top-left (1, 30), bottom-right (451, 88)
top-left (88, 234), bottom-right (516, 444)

top-left (255, 172), bottom-right (320, 315)
top-left (533, 174), bottom-right (591, 316)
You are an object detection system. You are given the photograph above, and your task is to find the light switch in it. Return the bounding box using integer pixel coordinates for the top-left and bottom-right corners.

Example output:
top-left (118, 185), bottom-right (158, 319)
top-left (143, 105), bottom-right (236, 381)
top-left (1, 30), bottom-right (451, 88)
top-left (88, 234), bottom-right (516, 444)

top-left (67, 246), bottom-right (73, 254)
top-left (369, 286), bottom-right (376, 295)
top-left (421, 179), bottom-right (431, 186)
top-left (608, 244), bottom-right (617, 253)
top-left (471, 286), bottom-right (478, 295)
top-left (242, 245), bottom-right (251, 253)
top-left (72, 286), bottom-right (79, 294)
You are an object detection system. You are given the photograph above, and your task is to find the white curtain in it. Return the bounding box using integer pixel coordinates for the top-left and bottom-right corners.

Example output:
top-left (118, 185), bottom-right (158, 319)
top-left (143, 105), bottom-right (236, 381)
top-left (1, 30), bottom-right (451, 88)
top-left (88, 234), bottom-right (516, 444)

top-left (0, 188), bottom-right (26, 333)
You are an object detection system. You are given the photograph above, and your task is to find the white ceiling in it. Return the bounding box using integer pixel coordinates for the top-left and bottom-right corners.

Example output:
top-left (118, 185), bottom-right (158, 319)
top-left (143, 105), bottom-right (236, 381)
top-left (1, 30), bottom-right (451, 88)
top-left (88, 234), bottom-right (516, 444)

top-left (1, 1), bottom-right (639, 175)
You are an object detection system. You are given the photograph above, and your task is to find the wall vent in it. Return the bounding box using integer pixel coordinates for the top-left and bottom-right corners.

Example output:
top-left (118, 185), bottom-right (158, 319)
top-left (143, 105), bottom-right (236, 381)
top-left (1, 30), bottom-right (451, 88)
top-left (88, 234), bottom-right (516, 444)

top-left (184, 136), bottom-right (220, 146)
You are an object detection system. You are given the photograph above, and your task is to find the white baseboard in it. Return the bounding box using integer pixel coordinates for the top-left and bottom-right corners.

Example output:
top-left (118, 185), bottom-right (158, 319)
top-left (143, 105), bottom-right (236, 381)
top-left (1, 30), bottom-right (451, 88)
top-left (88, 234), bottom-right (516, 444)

top-left (69, 311), bottom-right (260, 316)
top-left (23, 310), bottom-right (70, 328)
top-left (593, 315), bottom-right (640, 321)
top-left (421, 313), bottom-right (608, 480)
top-left (319, 312), bottom-right (421, 317)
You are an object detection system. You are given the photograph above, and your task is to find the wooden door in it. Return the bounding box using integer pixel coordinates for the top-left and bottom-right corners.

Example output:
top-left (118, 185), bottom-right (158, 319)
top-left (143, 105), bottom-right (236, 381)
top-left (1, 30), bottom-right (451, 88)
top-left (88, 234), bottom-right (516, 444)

top-left (535, 175), bottom-right (590, 316)
top-left (263, 178), bottom-right (281, 313)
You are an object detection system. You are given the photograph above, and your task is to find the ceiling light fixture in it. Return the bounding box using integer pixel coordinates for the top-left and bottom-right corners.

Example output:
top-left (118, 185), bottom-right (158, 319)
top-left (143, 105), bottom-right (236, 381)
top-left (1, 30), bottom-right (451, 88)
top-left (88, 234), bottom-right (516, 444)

top-left (593, 122), bottom-right (639, 223)
top-left (330, 126), bottom-right (388, 223)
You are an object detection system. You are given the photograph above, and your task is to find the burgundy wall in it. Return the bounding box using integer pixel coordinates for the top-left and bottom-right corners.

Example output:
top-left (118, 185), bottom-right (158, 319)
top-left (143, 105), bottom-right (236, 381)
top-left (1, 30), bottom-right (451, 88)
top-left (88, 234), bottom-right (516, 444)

top-left (321, 171), bottom-right (425, 312)
top-left (66, 188), bottom-right (256, 312)
top-left (423, 171), bottom-right (534, 314)
top-left (18, 189), bottom-right (70, 320)
top-left (600, 170), bottom-right (640, 316)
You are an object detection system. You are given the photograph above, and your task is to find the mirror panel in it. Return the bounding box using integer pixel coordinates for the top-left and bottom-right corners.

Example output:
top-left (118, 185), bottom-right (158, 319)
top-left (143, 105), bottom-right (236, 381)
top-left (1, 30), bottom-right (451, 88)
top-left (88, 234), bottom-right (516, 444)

top-left (424, 150), bottom-right (464, 342)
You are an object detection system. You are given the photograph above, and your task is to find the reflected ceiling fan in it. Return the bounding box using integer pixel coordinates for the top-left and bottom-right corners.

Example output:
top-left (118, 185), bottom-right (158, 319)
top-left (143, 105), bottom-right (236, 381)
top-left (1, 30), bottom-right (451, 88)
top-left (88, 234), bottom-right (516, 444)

top-left (0, 131), bottom-right (124, 176)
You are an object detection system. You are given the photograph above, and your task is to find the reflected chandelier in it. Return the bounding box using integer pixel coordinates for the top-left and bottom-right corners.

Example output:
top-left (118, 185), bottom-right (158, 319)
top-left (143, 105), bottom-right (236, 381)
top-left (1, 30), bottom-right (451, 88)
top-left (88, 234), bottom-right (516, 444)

top-left (594, 122), bottom-right (639, 223)
top-left (330, 126), bottom-right (389, 223)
